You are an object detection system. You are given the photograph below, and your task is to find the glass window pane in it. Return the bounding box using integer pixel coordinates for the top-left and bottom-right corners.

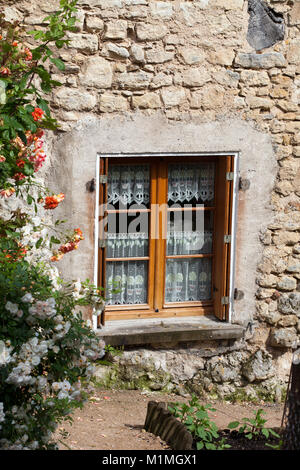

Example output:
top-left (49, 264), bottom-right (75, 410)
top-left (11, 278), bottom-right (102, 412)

top-left (106, 261), bottom-right (148, 305)
top-left (107, 164), bottom-right (150, 209)
top-left (167, 210), bottom-right (213, 255)
top-left (106, 212), bottom-right (149, 258)
top-left (165, 258), bottom-right (212, 303)
top-left (168, 162), bottom-right (215, 206)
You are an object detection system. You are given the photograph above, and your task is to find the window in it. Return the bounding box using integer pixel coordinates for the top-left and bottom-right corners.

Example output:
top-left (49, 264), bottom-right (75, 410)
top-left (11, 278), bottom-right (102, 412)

top-left (98, 155), bottom-right (234, 325)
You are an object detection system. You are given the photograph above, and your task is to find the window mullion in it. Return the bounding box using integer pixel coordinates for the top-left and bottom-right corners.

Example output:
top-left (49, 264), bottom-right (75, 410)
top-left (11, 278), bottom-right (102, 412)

top-left (153, 160), bottom-right (167, 311)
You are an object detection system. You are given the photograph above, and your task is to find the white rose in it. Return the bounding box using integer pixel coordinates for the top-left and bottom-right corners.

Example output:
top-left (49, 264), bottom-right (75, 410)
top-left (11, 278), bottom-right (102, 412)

top-left (5, 301), bottom-right (18, 314)
top-left (31, 216), bottom-right (41, 226)
top-left (21, 293), bottom-right (34, 303)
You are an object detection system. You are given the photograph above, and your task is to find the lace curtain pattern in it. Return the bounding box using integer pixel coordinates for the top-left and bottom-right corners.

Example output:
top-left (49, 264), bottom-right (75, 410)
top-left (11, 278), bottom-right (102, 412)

top-left (165, 258), bottom-right (212, 303)
top-left (106, 261), bottom-right (147, 305)
top-left (167, 230), bottom-right (213, 255)
top-left (106, 233), bottom-right (148, 258)
top-left (107, 164), bottom-right (150, 206)
top-left (168, 163), bottom-right (215, 204)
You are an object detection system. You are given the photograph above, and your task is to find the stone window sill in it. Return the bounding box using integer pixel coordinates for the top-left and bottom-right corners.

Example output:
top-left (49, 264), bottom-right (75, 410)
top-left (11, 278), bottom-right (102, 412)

top-left (96, 315), bottom-right (244, 346)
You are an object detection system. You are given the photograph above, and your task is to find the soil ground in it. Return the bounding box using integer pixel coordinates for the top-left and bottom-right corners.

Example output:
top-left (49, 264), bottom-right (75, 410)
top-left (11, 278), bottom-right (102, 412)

top-left (54, 388), bottom-right (284, 451)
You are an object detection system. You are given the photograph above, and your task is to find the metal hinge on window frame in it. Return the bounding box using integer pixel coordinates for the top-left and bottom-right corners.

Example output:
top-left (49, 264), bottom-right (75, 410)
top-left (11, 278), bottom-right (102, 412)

top-left (224, 234), bottom-right (231, 244)
top-left (226, 172), bottom-right (234, 181)
top-left (98, 239), bottom-right (106, 248)
top-left (99, 175), bottom-right (107, 184)
top-left (221, 296), bottom-right (230, 305)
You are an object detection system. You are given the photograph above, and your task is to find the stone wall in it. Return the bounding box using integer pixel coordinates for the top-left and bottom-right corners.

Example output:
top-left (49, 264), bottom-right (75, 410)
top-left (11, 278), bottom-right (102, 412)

top-left (3, 0), bottom-right (300, 400)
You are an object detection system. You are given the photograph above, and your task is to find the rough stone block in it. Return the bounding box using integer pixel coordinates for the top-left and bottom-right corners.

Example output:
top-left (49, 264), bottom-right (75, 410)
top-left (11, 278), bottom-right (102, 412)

top-left (240, 70), bottom-right (270, 86)
top-left (67, 33), bottom-right (98, 53)
top-left (214, 0), bottom-right (244, 9)
top-left (85, 15), bottom-right (105, 32)
top-left (99, 93), bottom-right (129, 112)
top-left (150, 72), bottom-right (173, 89)
top-left (242, 350), bottom-right (274, 382)
top-left (53, 88), bottom-right (97, 111)
top-left (190, 85), bottom-right (224, 109)
top-left (130, 44), bottom-right (145, 64)
top-left (207, 49), bottom-right (235, 66)
top-left (136, 23), bottom-right (168, 41)
top-left (105, 43), bottom-right (130, 59)
top-left (132, 92), bottom-right (161, 109)
top-left (245, 95), bottom-right (273, 109)
top-left (235, 52), bottom-right (286, 69)
top-left (79, 57), bottom-right (113, 88)
top-left (287, 39), bottom-right (300, 65)
top-left (277, 276), bottom-right (297, 292)
top-left (278, 292), bottom-right (300, 316)
top-left (269, 327), bottom-right (298, 348)
top-left (145, 50), bottom-right (174, 64)
top-left (278, 315), bottom-right (298, 327)
top-left (181, 68), bottom-right (211, 87)
top-left (104, 20), bottom-right (128, 39)
top-left (149, 2), bottom-right (174, 19)
top-left (179, 47), bottom-right (205, 65)
top-left (160, 87), bottom-right (186, 108)
top-left (116, 71), bottom-right (153, 89)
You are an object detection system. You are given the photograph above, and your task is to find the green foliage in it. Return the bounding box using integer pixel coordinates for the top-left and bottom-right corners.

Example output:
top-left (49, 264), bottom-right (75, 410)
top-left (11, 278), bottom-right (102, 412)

top-left (0, 256), bottom-right (104, 449)
top-left (0, 0), bottom-right (108, 451)
top-left (0, 0), bottom-right (79, 190)
top-left (228, 408), bottom-right (281, 446)
top-left (168, 395), bottom-right (231, 450)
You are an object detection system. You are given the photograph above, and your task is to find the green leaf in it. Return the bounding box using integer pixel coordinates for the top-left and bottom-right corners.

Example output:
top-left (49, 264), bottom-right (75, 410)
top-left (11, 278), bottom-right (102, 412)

top-left (36, 98), bottom-right (50, 116)
top-left (261, 428), bottom-right (269, 438)
top-left (228, 421), bottom-right (239, 429)
top-left (196, 441), bottom-right (204, 450)
top-left (50, 236), bottom-right (61, 245)
top-left (50, 57), bottom-right (65, 71)
top-left (269, 429), bottom-right (280, 438)
top-left (205, 443), bottom-right (216, 450)
top-left (35, 238), bottom-right (43, 249)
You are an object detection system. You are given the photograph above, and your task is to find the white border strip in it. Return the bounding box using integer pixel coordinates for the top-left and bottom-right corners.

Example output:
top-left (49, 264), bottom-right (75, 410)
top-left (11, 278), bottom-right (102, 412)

top-left (228, 153), bottom-right (239, 323)
top-left (93, 154), bottom-right (100, 330)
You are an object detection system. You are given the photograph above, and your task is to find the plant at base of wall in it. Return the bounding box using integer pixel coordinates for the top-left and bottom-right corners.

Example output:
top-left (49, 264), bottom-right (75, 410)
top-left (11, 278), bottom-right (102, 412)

top-left (227, 408), bottom-right (281, 446)
top-left (168, 395), bottom-right (231, 450)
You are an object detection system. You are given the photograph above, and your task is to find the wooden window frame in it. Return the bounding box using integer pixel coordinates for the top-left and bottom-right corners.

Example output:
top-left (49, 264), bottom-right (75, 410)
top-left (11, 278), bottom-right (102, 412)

top-left (98, 155), bottom-right (234, 325)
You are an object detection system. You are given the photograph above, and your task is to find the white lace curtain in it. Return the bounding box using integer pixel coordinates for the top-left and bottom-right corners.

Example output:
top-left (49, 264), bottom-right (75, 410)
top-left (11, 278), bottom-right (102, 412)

top-left (106, 261), bottom-right (147, 305)
top-left (165, 258), bottom-right (212, 303)
top-left (106, 233), bottom-right (148, 258)
top-left (107, 165), bottom-right (150, 206)
top-left (167, 230), bottom-right (213, 255)
top-left (168, 163), bottom-right (215, 203)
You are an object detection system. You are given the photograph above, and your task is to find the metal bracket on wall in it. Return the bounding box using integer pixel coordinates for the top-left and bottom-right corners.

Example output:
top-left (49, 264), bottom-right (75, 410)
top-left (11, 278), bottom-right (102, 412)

top-left (234, 288), bottom-right (244, 301)
top-left (239, 177), bottom-right (251, 191)
top-left (86, 178), bottom-right (96, 192)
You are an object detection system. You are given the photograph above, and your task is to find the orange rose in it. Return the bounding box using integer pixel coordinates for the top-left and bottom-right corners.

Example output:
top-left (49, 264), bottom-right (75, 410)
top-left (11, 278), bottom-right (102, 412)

top-left (32, 107), bottom-right (44, 122)
top-left (43, 193), bottom-right (65, 210)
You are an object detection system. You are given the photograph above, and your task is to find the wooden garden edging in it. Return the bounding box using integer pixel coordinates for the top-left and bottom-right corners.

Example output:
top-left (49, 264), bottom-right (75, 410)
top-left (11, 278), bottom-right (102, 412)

top-left (144, 401), bottom-right (193, 450)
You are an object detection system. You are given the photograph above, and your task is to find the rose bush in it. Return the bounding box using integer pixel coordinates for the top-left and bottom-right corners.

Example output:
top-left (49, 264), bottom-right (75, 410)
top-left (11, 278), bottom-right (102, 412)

top-left (0, 1), bottom-right (106, 449)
